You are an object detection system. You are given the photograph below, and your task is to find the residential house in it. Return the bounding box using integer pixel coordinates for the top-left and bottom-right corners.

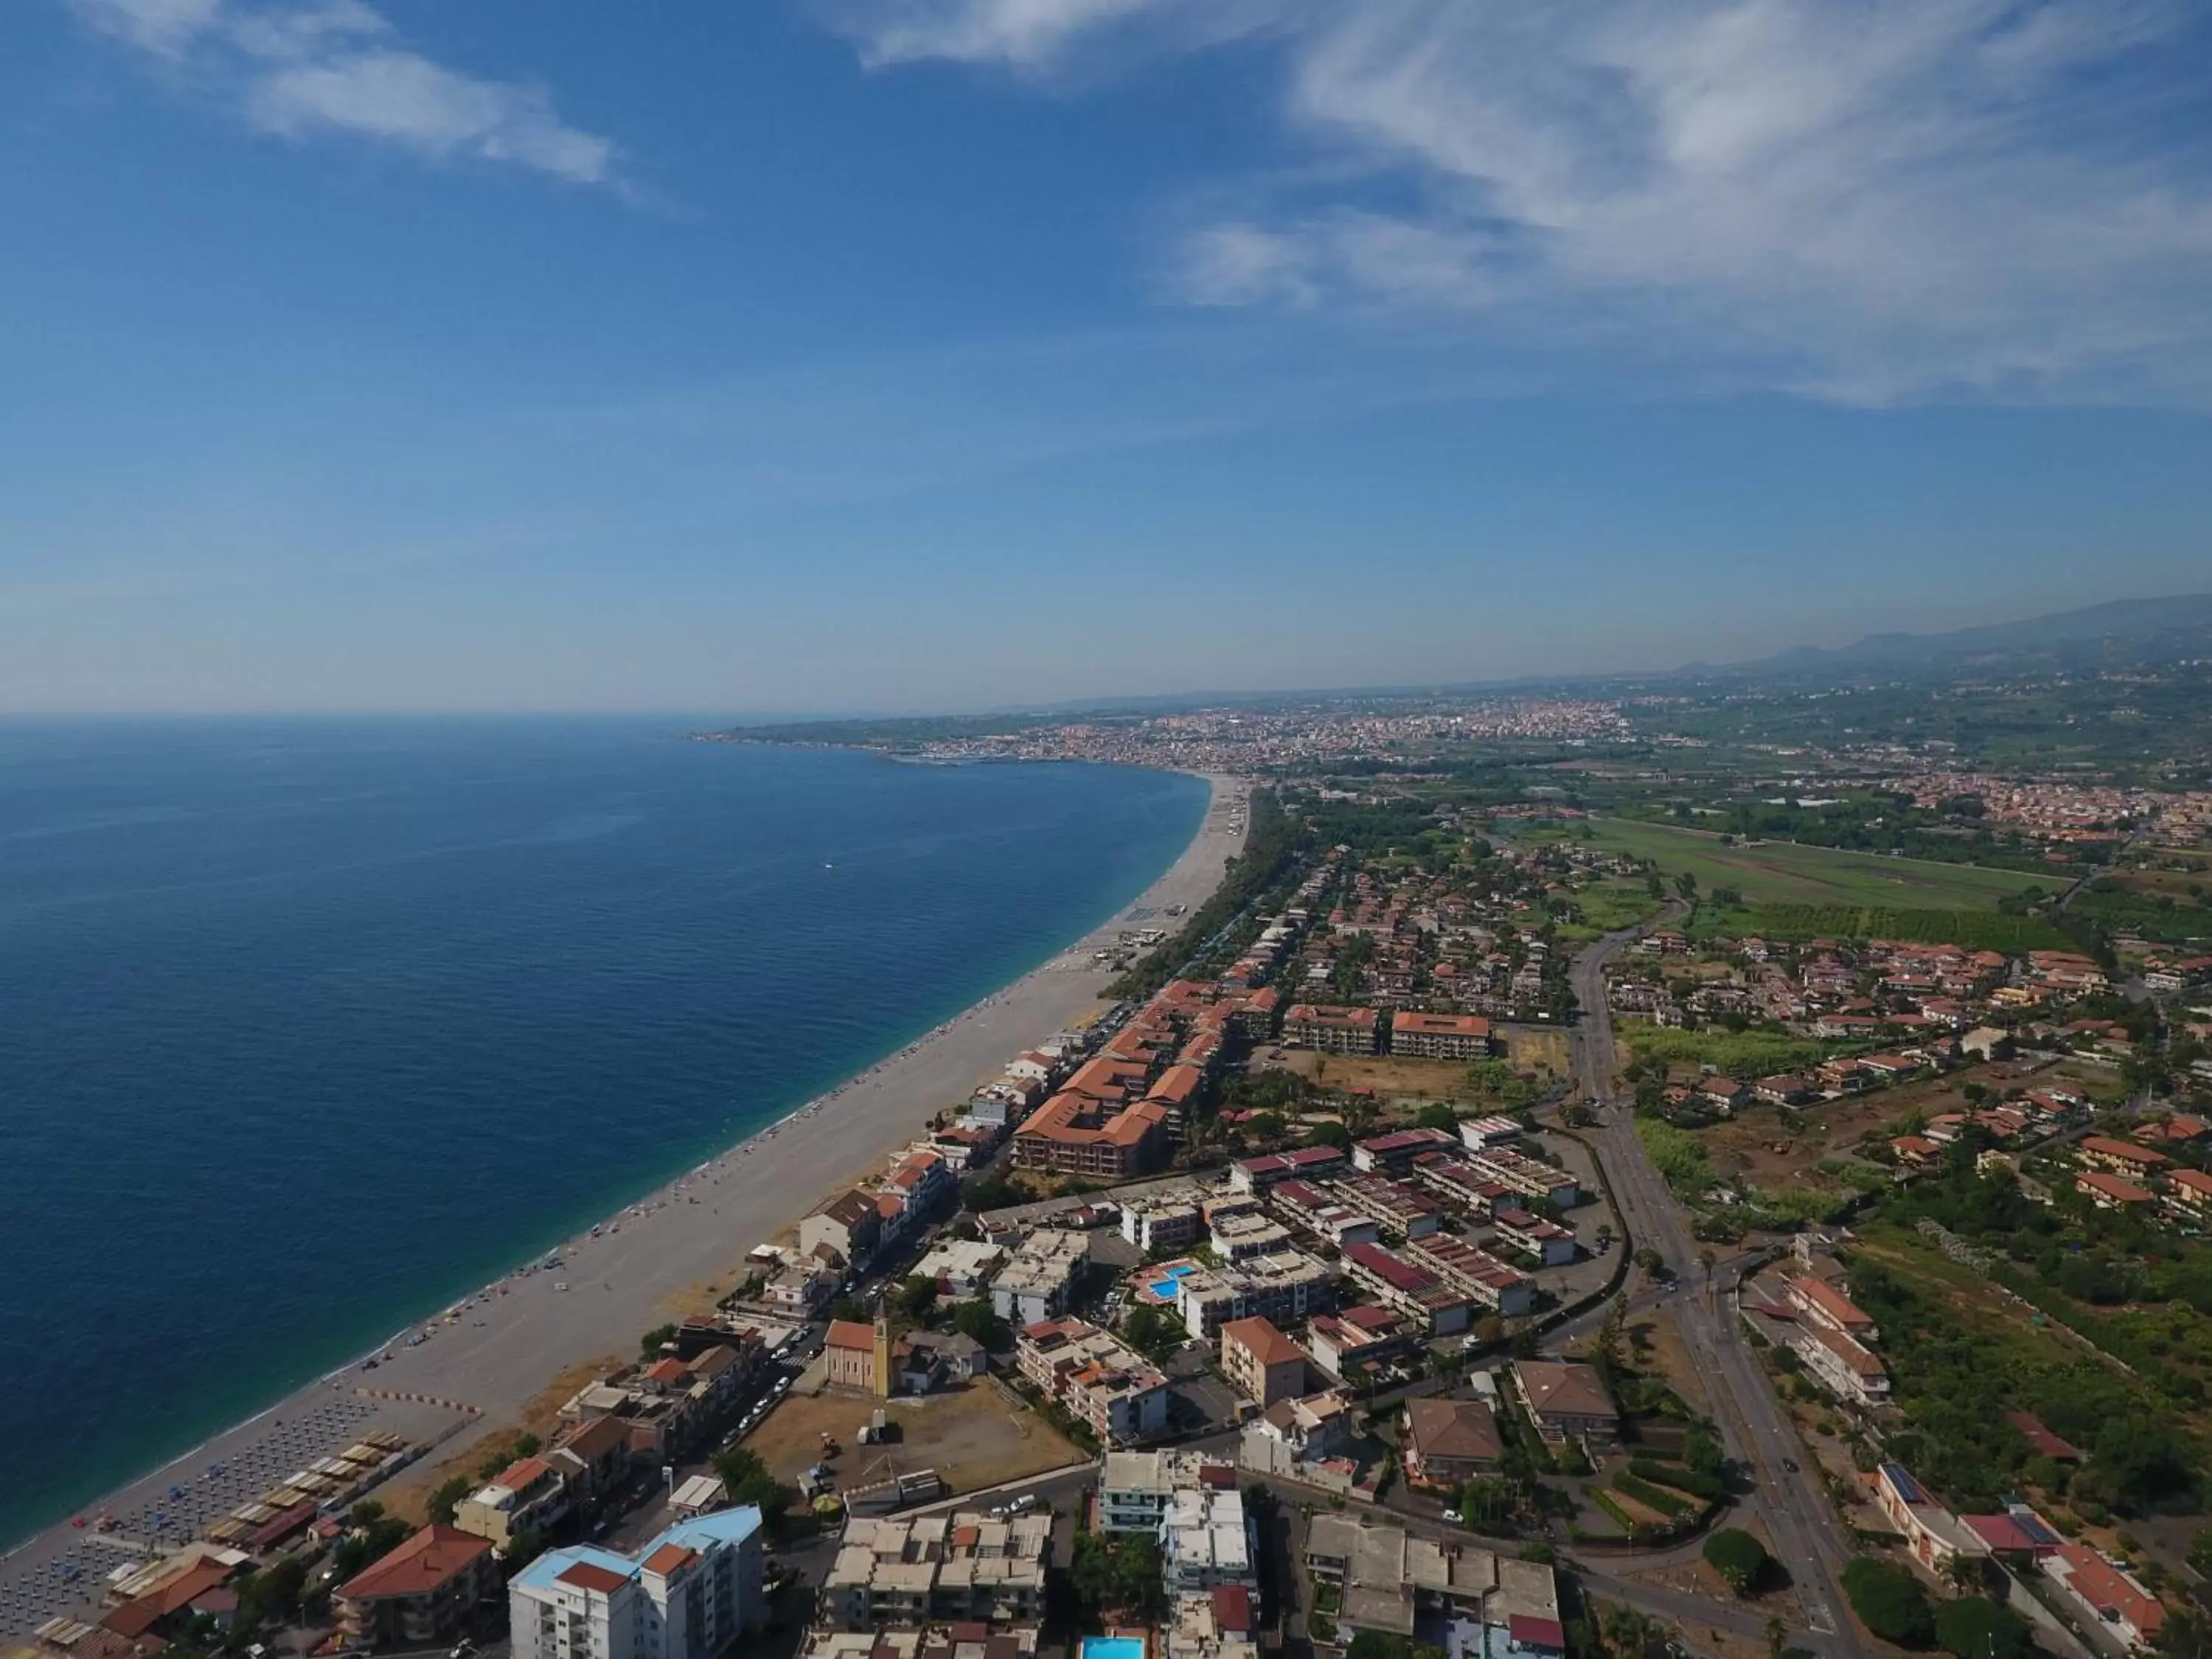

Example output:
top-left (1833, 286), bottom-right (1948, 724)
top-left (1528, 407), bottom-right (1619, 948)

top-left (1512, 1360), bottom-right (1618, 1447)
top-left (1400, 1399), bottom-right (1503, 1488)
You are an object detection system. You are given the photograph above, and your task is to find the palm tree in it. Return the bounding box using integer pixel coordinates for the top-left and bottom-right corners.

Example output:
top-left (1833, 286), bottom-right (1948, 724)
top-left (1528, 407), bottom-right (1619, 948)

top-left (1764, 1615), bottom-right (1787, 1659)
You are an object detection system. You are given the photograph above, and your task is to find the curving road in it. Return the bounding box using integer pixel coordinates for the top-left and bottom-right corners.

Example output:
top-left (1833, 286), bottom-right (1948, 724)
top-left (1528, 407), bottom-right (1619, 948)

top-left (1568, 917), bottom-right (1868, 1656)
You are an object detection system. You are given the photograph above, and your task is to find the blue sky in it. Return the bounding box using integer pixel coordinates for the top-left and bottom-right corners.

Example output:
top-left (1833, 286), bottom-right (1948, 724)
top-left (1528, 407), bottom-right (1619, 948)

top-left (5, 0), bottom-right (2211, 713)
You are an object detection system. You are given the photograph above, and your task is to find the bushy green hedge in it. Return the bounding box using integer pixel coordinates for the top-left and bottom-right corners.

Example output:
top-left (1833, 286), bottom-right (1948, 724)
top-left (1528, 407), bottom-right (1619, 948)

top-left (1612, 1471), bottom-right (1691, 1517)
top-left (1629, 1458), bottom-right (1722, 1500)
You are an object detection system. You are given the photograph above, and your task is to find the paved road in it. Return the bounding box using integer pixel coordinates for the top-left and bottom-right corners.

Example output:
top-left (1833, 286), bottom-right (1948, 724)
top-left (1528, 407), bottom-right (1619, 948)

top-left (1568, 919), bottom-right (1869, 1658)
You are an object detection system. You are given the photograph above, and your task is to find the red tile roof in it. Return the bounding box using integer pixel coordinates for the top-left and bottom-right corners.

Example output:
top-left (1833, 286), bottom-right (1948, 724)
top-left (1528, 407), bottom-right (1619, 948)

top-left (338, 1526), bottom-right (493, 1604)
top-left (556, 1561), bottom-right (631, 1596)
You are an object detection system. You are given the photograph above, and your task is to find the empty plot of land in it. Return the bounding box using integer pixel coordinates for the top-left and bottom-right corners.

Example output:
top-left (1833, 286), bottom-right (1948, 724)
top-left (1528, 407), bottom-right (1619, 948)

top-left (746, 1384), bottom-right (1079, 1496)
top-left (1276, 1051), bottom-right (1475, 1099)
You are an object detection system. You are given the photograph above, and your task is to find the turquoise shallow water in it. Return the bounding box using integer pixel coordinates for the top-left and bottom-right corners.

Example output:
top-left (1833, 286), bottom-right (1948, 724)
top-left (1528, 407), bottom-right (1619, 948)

top-left (0, 718), bottom-right (1206, 1546)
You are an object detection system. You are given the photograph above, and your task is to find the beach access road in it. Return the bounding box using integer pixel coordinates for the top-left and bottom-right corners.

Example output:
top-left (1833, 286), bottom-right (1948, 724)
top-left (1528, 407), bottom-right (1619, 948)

top-left (0, 773), bottom-right (1248, 1638)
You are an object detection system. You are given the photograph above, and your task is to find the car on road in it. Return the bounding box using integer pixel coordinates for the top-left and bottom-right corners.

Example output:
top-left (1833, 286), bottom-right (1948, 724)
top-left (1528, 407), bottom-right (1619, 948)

top-left (1782, 1456), bottom-right (1800, 1472)
top-left (1441, 1509), bottom-right (1461, 1526)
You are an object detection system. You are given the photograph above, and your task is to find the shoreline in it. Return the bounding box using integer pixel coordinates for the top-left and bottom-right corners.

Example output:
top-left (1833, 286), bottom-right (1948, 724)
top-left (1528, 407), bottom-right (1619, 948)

top-left (0, 770), bottom-right (1248, 1630)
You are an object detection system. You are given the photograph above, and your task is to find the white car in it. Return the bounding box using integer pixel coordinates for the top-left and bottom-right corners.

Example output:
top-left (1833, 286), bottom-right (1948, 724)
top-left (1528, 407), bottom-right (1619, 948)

top-left (1441, 1509), bottom-right (1462, 1525)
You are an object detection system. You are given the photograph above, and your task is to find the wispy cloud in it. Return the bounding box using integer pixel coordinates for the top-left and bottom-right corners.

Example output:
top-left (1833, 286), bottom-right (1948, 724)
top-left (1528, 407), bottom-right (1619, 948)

top-left (818, 0), bottom-right (2212, 404)
top-left (69, 0), bottom-right (617, 185)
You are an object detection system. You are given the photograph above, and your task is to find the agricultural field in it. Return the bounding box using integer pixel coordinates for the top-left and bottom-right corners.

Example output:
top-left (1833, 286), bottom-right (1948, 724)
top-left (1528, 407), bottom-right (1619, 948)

top-left (1558, 877), bottom-right (1664, 939)
top-left (1576, 818), bottom-right (2049, 909)
top-left (1722, 904), bottom-right (2070, 950)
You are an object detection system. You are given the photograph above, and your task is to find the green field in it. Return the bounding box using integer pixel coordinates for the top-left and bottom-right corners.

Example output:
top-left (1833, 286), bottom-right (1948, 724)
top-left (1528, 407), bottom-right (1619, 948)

top-left (1579, 818), bottom-right (2047, 908)
top-left (1733, 904), bottom-right (2071, 950)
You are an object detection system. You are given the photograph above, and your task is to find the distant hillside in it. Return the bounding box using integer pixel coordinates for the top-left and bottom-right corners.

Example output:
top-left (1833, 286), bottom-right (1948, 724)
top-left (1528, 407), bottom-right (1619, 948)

top-left (1734, 594), bottom-right (2212, 678)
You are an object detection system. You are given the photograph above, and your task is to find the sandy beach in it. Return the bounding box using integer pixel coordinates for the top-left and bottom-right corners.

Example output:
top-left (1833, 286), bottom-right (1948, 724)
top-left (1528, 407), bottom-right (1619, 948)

top-left (0, 771), bottom-right (1248, 1637)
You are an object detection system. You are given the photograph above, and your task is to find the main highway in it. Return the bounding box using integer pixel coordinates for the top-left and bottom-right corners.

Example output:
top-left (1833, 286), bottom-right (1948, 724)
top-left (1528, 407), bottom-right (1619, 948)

top-left (1569, 918), bottom-right (1869, 1656)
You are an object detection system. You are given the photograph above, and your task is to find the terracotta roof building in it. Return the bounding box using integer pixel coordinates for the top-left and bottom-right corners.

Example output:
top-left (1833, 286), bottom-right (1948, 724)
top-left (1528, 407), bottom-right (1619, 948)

top-left (335, 1525), bottom-right (498, 1652)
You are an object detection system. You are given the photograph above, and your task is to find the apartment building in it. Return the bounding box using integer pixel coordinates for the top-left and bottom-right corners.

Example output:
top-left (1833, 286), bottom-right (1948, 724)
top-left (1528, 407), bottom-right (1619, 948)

top-left (456, 1456), bottom-right (573, 1550)
top-left (1122, 1202), bottom-right (1205, 1254)
top-left (1283, 1005), bottom-right (1382, 1055)
top-left (1161, 1487), bottom-right (1257, 1594)
top-left (1341, 1242), bottom-right (1472, 1336)
top-left (1786, 1276), bottom-right (1877, 1343)
top-left (1015, 1318), bottom-right (1171, 1446)
top-left (1012, 1096), bottom-right (1170, 1179)
top-left (1351, 1127), bottom-right (1461, 1173)
top-left (335, 1526), bottom-right (498, 1652)
top-left (1099, 1451), bottom-right (1237, 1534)
top-left (509, 1508), bottom-right (764, 1659)
top-left (1388, 1012), bottom-right (1495, 1060)
top-left (1172, 1249), bottom-right (1336, 1340)
top-left (1230, 1146), bottom-right (1348, 1195)
top-left (1326, 1173), bottom-right (1443, 1240)
top-left (1402, 1235), bottom-right (1535, 1316)
top-left (1456, 1148), bottom-right (1578, 1208)
top-left (988, 1231), bottom-right (1091, 1326)
top-left (818, 1512), bottom-right (1051, 1632)
top-left (1792, 1321), bottom-right (1891, 1407)
top-left (1219, 1317), bottom-right (1307, 1407)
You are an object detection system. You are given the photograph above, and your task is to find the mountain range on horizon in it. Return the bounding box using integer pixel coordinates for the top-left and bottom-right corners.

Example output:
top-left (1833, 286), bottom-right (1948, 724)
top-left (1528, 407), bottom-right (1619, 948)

top-left (1012, 591), bottom-right (2212, 717)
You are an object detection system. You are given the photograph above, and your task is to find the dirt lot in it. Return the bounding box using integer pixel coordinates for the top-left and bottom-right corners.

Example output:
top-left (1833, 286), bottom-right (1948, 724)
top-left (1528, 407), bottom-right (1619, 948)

top-left (747, 1382), bottom-right (1080, 1497)
top-left (1498, 1023), bottom-right (1571, 1077)
top-left (1625, 1310), bottom-right (1712, 1418)
top-left (1275, 1051), bottom-right (1474, 1101)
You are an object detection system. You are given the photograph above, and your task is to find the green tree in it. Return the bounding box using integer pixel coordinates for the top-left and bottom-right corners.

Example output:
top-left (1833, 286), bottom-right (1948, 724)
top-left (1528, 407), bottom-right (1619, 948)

top-left (896, 1274), bottom-right (937, 1323)
top-left (944, 1298), bottom-right (1012, 1351)
top-left (1842, 1558), bottom-right (1934, 1647)
top-left (1245, 1110), bottom-right (1288, 1144)
top-left (639, 1323), bottom-right (679, 1360)
top-left (1703, 1528), bottom-right (1771, 1596)
top-left (427, 1475), bottom-right (473, 1526)
top-left (1305, 1120), bottom-right (1354, 1150)
top-left (1933, 1598), bottom-right (2031, 1659)
top-left (713, 1447), bottom-right (794, 1533)
top-left (1415, 1102), bottom-right (1459, 1132)
top-left (1121, 1303), bottom-right (1185, 1361)
top-left (237, 1557), bottom-right (308, 1628)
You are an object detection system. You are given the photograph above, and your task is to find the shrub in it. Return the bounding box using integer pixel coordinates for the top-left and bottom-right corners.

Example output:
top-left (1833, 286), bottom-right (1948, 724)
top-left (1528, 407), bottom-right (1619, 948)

top-left (1702, 1528), bottom-right (1771, 1596)
top-left (1842, 1557), bottom-right (1933, 1646)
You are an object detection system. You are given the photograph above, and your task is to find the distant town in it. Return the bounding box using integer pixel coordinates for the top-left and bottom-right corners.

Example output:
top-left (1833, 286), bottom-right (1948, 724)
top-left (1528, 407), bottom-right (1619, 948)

top-left (17, 642), bottom-right (2212, 1659)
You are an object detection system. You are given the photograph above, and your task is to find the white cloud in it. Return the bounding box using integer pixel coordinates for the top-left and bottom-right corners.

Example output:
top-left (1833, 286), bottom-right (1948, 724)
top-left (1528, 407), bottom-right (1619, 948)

top-left (822, 0), bottom-right (2212, 403)
top-left (69, 0), bottom-right (616, 186)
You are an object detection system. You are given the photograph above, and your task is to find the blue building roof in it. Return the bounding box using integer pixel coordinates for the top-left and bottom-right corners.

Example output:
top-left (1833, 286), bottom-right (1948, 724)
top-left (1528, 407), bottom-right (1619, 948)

top-left (517, 1506), bottom-right (763, 1594)
top-left (1880, 1462), bottom-right (1927, 1504)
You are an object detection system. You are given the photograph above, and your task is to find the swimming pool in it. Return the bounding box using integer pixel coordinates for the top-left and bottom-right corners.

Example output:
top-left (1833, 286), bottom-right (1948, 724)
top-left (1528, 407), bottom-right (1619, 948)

top-left (1082, 1637), bottom-right (1145, 1659)
top-left (1135, 1260), bottom-right (1200, 1304)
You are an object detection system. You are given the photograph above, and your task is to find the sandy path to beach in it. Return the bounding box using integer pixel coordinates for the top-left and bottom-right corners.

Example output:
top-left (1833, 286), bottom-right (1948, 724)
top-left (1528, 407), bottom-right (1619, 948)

top-left (0, 773), bottom-right (1246, 1632)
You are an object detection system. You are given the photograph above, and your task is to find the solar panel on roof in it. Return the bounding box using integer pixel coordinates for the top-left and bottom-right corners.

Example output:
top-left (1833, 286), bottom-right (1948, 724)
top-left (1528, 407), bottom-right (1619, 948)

top-left (1881, 1462), bottom-right (1926, 1503)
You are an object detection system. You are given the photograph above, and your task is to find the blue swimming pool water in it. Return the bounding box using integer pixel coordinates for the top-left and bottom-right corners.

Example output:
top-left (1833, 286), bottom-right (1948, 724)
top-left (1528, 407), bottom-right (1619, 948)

top-left (1082, 1638), bottom-right (1146, 1659)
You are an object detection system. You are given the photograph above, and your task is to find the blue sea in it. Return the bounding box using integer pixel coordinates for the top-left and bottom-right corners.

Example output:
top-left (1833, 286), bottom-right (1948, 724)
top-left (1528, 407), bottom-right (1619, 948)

top-left (0, 719), bottom-right (1207, 1546)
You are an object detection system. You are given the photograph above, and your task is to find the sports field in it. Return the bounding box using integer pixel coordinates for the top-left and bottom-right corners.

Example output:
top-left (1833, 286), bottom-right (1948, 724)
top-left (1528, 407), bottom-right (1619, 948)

top-left (1581, 818), bottom-right (2046, 908)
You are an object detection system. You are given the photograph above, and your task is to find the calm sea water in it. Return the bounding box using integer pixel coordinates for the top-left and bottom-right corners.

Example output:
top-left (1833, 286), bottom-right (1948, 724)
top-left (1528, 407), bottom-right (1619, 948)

top-left (0, 719), bottom-right (1206, 1545)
